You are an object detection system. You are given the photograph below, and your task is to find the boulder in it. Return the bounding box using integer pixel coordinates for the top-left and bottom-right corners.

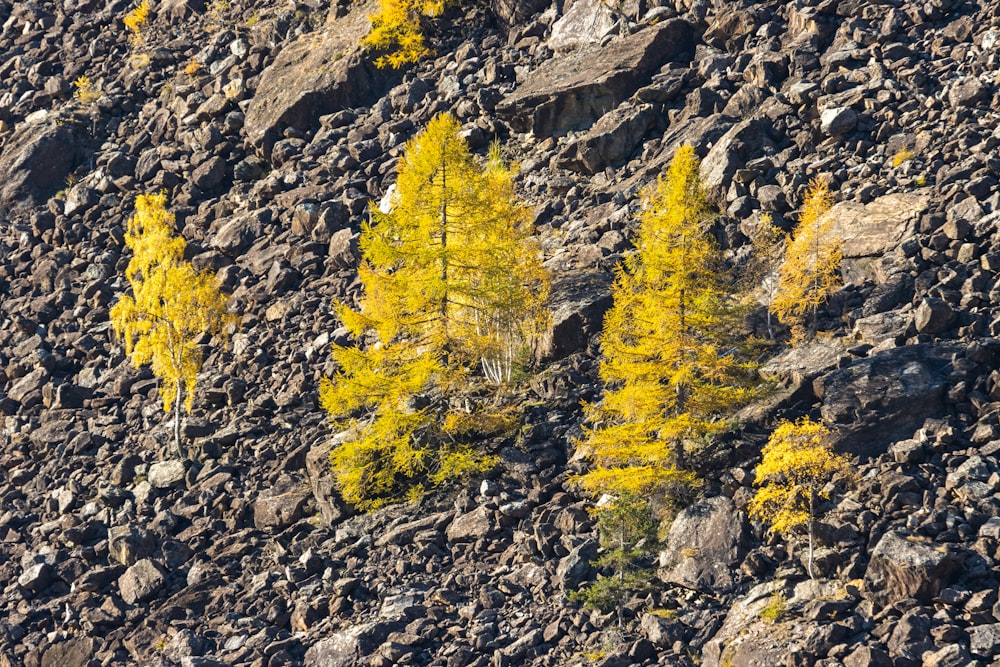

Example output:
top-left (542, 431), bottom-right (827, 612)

top-left (108, 524), bottom-right (156, 566)
top-left (497, 19), bottom-right (694, 137)
top-left (148, 460), bottom-right (187, 489)
top-left (489, 0), bottom-right (548, 27)
top-left (39, 637), bottom-right (94, 667)
top-left (304, 623), bottom-right (392, 667)
top-left (539, 271), bottom-right (613, 360)
top-left (820, 106), bottom-right (857, 136)
top-left (253, 479), bottom-right (311, 531)
top-left (0, 111), bottom-right (83, 212)
top-left (557, 102), bottom-right (658, 174)
top-left (447, 506), bottom-right (495, 542)
top-left (658, 496), bottom-right (748, 593)
top-left (815, 345), bottom-right (953, 454)
top-left (700, 118), bottom-right (773, 199)
top-left (118, 558), bottom-right (167, 604)
top-left (864, 531), bottom-right (960, 604)
top-left (969, 624), bottom-right (1000, 658)
top-left (833, 192), bottom-right (928, 284)
top-left (548, 0), bottom-right (617, 52)
top-left (244, 1), bottom-right (391, 154)
top-left (914, 297), bottom-right (956, 335)
top-left (306, 438), bottom-right (351, 527)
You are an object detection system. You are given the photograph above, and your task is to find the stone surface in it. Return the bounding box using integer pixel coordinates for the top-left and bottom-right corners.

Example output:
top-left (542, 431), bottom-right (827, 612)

top-left (118, 558), bottom-right (167, 604)
top-left (0, 112), bottom-right (83, 211)
top-left (497, 19), bottom-right (694, 137)
top-left (864, 531), bottom-right (959, 604)
top-left (148, 460), bottom-right (187, 489)
top-left (659, 496), bottom-right (748, 593)
top-left (548, 0), bottom-right (616, 52)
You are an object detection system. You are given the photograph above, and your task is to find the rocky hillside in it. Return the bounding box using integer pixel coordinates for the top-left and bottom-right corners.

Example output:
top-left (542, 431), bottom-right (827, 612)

top-left (3, 0), bottom-right (1000, 664)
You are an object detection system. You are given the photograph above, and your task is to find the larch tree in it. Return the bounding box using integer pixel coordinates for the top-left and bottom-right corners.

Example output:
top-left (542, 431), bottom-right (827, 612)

top-left (110, 193), bottom-right (236, 459)
top-left (362, 0), bottom-right (452, 68)
top-left (320, 113), bottom-right (550, 509)
top-left (772, 177), bottom-right (842, 342)
top-left (578, 144), bottom-right (762, 502)
top-left (748, 416), bottom-right (854, 579)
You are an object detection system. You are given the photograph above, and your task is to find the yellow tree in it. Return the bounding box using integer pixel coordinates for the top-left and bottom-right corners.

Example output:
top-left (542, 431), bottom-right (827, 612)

top-left (579, 145), bottom-right (762, 501)
top-left (748, 416), bottom-right (854, 579)
top-left (362, 0), bottom-right (452, 68)
top-left (110, 193), bottom-right (236, 459)
top-left (321, 113), bottom-right (549, 509)
top-left (772, 177), bottom-right (842, 342)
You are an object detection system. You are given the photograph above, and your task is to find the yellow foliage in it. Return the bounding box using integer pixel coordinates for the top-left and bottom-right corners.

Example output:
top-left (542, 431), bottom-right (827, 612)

top-left (73, 75), bottom-right (101, 105)
top-left (772, 177), bottom-right (842, 343)
top-left (110, 193), bottom-right (236, 457)
top-left (362, 0), bottom-right (451, 68)
top-left (578, 145), bottom-right (762, 500)
top-left (892, 147), bottom-right (915, 168)
top-left (124, 0), bottom-right (150, 45)
top-left (323, 113), bottom-right (548, 508)
top-left (745, 212), bottom-right (785, 339)
top-left (184, 59), bottom-right (202, 77)
top-left (748, 416), bottom-right (853, 536)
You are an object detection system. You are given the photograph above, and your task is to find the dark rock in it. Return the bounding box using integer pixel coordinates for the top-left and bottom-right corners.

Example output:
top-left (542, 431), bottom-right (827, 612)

top-left (864, 531), bottom-right (960, 604)
top-left (244, 2), bottom-right (391, 154)
top-left (0, 113), bottom-right (83, 211)
top-left (557, 103), bottom-right (657, 174)
top-left (539, 271), bottom-right (612, 360)
top-left (658, 496), bottom-right (748, 593)
top-left (497, 20), bottom-right (694, 137)
top-left (914, 297), bottom-right (956, 335)
top-left (253, 481), bottom-right (311, 531)
top-left (40, 637), bottom-right (94, 667)
top-left (118, 558), bottom-right (167, 604)
top-left (447, 507), bottom-right (495, 542)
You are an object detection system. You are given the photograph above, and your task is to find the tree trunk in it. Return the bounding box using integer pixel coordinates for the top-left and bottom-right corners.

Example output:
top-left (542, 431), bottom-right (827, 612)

top-left (174, 382), bottom-right (185, 460)
top-left (807, 493), bottom-right (815, 580)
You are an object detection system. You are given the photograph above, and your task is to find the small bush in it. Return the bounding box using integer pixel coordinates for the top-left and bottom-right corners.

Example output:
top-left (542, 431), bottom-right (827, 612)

top-left (124, 0), bottom-right (150, 45)
top-left (759, 593), bottom-right (786, 622)
top-left (892, 147), bottom-right (915, 167)
top-left (73, 76), bottom-right (101, 105)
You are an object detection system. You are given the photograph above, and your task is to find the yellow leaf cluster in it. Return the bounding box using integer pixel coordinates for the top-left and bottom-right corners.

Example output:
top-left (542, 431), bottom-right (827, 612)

top-left (109, 193), bottom-right (236, 456)
top-left (772, 177), bottom-right (842, 342)
top-left (361, 0), bottom-right (451, 68)
top-left (124, 0), bottom-right (150, 46)
top-left (744, 212), bottom-right (785, 338)
top-left (323, 113), bottom-right (547, 508)
top-left (73, 75), bottom-right (101, 105)
top-left (748, 416), bottom-right (854, 535)
top-left (578, 145), bottom-right (763, 500)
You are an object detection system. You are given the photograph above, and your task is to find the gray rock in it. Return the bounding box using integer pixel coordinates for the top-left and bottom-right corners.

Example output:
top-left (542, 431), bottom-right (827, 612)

top-left (191, 156), bottom-right (226, 191)
top-left (39, 637), bottom-right (94, 667)
top-left (914, 297), bottom-right (956, 335)
top-left (0, 112), bottom-right (82, 212)
top-left (253, 484), bottom-right (311, 531)
top-left (557, 102), bottom-right (657, 174)
top-left (640, 612), bottom-right (684, 647)
top-left (447, 506), bottom-right (494, 542)
top-left (842, 645), bottom-right (891, 667)
top-left (922, 643), bottom-right (972, 667)
top-left (658, 496), bottom-right (748, 593)
top-left (304, 623), bottom-right (391, 667)
top-left (864, 531), bottom-right (959, 604)
top-left (555, 539), bottom-right (596, 590)
top-left (148, 460), bottom-right (187, 489)
top-left (700, 118), bottom-right (773, 199)
top-left (816, 345), bottom-right (952, 454)
top-left (244, 2), bottom-right (387, 154)
top-left (17, 562), bottom-right (52, 592)
top-left (118, 558), bottom-right (167, 604)
top-left (108, 524), bottom-right (156, 566)
top-left (820, 106), bottom-right (857, 136)
top-left (497, 20), bottom-right (694, 137)
top-left (949, 77), bottom-right (988, 107)
top-left (969, 624), bottom-right (1000, 658)
top-left (548, 0), bottom-right (616, 52)
top-left (539, 271), bottom-right (612, 360)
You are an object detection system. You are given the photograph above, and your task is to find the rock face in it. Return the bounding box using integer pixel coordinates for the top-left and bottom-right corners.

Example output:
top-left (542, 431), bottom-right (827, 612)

top-left (864, 531), bottom-right (960, 604)
top-left (815, 345), bottom-right (953, 454)
top-left (243, 2), bottom-right (386, 152)
top-left (497, 19), bottom-right (694, 137)
top-left (0, 112), bottom-right (83, 211)
top-left (658, 496), bottom-right (748, 593)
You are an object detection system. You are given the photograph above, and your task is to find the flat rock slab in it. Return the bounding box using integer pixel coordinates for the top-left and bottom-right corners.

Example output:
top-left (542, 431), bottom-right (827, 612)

top-left (815, 344), bottom-right (953, 454)
top-left (148, 460), bottom-right (187, 489)
top-left (304, 623), bottom-right (392, 667)
top-left (864, 531), bottom-right (960, 604)
top-left (497, 19), bottom-right (694, 137)
top-left (658, 496), bottom-right (748, 593)
top-left (835, 192), bottom-right (928, 284)
top-left (244, 1), bottom-right (389, 152)
top-left (118, 558), bottom-right (167, 605)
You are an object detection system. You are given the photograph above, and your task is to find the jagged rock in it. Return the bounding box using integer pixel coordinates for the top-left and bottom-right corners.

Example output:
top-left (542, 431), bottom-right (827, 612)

top-left (640, 613), bottom-right (684, 647)
top-left (815, 345), bottom-right (953, 453)
top-left (17, 562), bottom-right (52, 593)
top-left (253, 481), bottom-right (311, 531)
top-left (923, 643), bottom-right (972, 667)
top-left (539, 271), bottom-right (612, 360)
top-left (835, 192), bottom-right (929, 282)
top-left (700, 118), bottom-right (773, 199)
top-left (304, 623), bottom-right (391, 667)
top-left (118, 558), bottom-right (167, 604)
top-left (558, 102), bottom-right (658, 174)
top-left (914, 297), bottom-right (956, 335)
top-left (969, 624), bottom-right (1000, 658)
top-left (108, 525), bottom-right (156, 566)
top-left (555, 539), bottom-right (596, 590)
top-left (0, 112), bottom-right (84, 212)
top-left (447, 506), bottom-right (495, 542)
top-left (701, 580), bottom-right (792, 667)
top-left (864, 531), bottom-right (960, 604)
top-left (820, 106), bottom-right (857, 136)
top-left (39, 637), bottom-right (94, 667)
top-left (842, 645), bottom-right (892, 667)
top-left (497, 19), bottom-right (694, 137)
top-left (489, 0), bottom-right (548, 27)
top-left (305, 438), bottom-right (350, 527)
top-left (244, 1), bottom-right (389, 154)
top-left (658, 496), bottom-right (748, 593)
top-left (548, 0), bottom-right (616, 52)
top-left (148, 460), bottom-right (187, 489)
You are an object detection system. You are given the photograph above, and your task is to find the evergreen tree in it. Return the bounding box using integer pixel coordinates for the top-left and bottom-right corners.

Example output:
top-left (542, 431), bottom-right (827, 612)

top-left (748, 416), bottom-right (854, 579)
top-left (773, 177), bottom-right (842, 342)
top-left (110, 193), bottom-right (236, 459)
top-left (579, 145), bottom-right (761, 500)
top-left (321, 113), bottom-right (549, 509)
